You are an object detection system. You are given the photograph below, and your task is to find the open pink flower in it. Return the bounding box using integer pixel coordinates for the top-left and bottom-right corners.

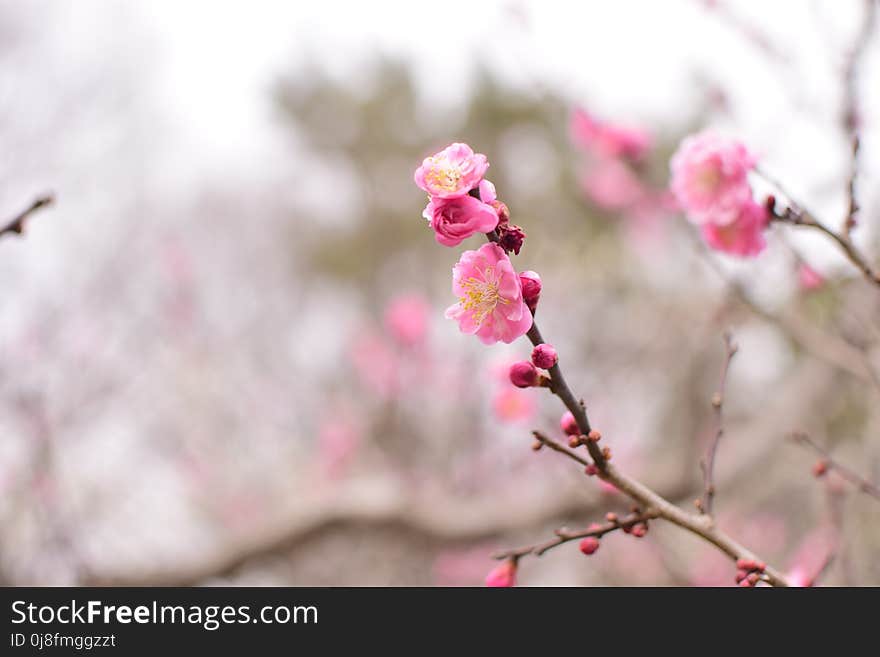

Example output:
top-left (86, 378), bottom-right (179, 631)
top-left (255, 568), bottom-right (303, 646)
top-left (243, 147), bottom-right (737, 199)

top-left (700, 199), bottom-right (768, 257)
top-left (445, 243), bottom-right (533, 345)
top-left (670, 131), bottom-right (756, 225)
top-left (423, 195), bottom-right (499, 247)
top-left (414, 142), bottom-right (489, 198)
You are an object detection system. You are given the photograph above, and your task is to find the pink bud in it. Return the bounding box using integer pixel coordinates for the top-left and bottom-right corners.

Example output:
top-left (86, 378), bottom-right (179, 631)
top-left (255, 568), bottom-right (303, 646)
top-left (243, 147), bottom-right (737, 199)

top-left (485, 559), bottom-right (517, 587)
top-left (812, 459), bottom-right (828, 478)
top-left (531, 343), bottom-right (558, 369)
top-left (631, 524), bottom-right (647, 538)
top-left (584, 464), bottom-right (599, 476)
top-left (519, 270), bottom-right (541, 313)
top-left (509, 361), bottom-right (540, 388)
top-left (579, 537), bottom-right (600, 555)
top-left (560, 411), bottom-right (580, 436)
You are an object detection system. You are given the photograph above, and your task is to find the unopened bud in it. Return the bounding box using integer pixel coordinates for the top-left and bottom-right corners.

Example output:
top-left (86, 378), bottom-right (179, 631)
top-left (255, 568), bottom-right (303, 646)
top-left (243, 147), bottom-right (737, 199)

top-left (519, 270), bottom-right (541, 313)
top-left (509, 361), bottom-right (540, 388)
top-left (531, 343), bottom-right (558, 369)
top-left (579, 537), bottom-right (600, 556)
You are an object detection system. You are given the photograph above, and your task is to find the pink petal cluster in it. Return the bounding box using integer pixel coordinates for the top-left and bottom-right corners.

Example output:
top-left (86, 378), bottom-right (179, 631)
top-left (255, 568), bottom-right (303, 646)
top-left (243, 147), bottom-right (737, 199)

top-left (414, 142), bottom-right (489, 198)
top-left (700, 200), bottom-right (768, 257)
top-left (491, 387), bottom-right (537, 424)
top-left (571, 108), bottom-right (652, 161)
top-left (671, 131), bottom-right (768, 258)
top-left (670, 131), bottom-right (756, 226)
top-left (445, 243), bottom-right (533, 345)
top-left (423, 194), bottom-right (499, 247)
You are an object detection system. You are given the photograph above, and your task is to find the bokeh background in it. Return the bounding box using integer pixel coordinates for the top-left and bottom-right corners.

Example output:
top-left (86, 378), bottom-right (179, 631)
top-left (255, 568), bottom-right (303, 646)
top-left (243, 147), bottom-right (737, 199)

top-left (1, 0), bottom-right (878, 586)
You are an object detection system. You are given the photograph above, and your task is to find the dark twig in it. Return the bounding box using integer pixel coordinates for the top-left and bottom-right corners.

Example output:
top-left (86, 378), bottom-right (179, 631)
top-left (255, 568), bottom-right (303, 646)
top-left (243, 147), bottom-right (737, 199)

top-left (790, 431), bottom-right (880, 501)
top-left (760, 168), bottom-right (880, 289)
top-left (698, 332), bottom-right (738, 516)
top-left (841, 0), bottom-right (877, 238)
top-left (493, 510), bottom-right (659, 561)
top-left (0, 194), bottom-right (55, 240)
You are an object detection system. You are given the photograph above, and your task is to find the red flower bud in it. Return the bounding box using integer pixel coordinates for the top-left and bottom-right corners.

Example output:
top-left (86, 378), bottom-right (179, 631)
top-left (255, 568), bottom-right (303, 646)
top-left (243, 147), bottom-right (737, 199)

top-left (560, 411), bottom-right (580, 436)
top-left (579, 537), bottom-right (600, 555)
top-left (509, 361), bottom-right (540, 388)
top-left (519, 270), bottom-right (541, 313)
top-left (531, 343), bottom-right (558, 369)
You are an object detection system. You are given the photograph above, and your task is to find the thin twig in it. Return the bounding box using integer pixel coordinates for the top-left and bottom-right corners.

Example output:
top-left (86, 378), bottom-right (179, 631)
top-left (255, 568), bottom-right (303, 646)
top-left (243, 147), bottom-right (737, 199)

top-left (759, 168), bottom-right (880, 289)
top-left (698, 332), bottom-right (738, 516)
top-left (0, 194), bottom-right (55, 239)
top-left (841, 0), bottom-right (877, 238)
top-left (790, 431), bottom-right (880, 501)
top-left (493, 510), bottom-right (659, 561)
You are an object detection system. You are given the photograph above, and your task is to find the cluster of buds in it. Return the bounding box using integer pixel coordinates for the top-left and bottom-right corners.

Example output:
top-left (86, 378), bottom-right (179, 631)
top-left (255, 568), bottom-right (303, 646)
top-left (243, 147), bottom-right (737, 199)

top-left (735, 558), bottom-right (766, 587)
top-left (508, 342), bottom-right (559, 389)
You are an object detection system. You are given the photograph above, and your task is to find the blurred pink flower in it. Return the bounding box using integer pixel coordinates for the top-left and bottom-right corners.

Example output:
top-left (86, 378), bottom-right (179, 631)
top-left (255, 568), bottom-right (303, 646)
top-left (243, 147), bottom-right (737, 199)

top-left (797, 263), bottom-right (825, 291)
top-left (423, 194), bottom-right (499, 247)
top-left (786, 527), bottom-right (836, 587)
top-left (570, 108), bottom-right (652, 161)
top-left (701, 200), bottom-right (768, 257)
top-left (491, 387), bottom-right (537, 424)
top-left (384, 294), bottom-right (430, 347)
top-left (350, 333), bottom-right (399, 397)
top-left (445, 243), bottom-right (533, 345)
top-left (414, 142), bottom-right (489, 198)
top-left (581, 158), bottom-right (645, 210)
top-left (670, 131), bottom-right (756, 225)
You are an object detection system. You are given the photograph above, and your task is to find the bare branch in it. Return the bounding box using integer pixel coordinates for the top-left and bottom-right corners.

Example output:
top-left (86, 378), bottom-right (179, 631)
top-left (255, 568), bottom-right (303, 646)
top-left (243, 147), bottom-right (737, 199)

top-left (698, 332), bottom-right (738, 516)
top-left (0, 194), bottom-right (55, 240)
top-left (790, 431), bottom-right (880, 501)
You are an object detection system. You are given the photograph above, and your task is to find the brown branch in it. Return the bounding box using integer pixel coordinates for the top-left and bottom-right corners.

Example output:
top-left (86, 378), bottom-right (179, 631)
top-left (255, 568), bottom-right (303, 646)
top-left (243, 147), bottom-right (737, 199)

top-left (841, 0), bottom-right (877, 238)
top-left (759, 169), bottom-right (880, 289)
top-left (493, 510), bottom-right (659, 561)
top-left (0, 194), bottom-right (55, 239)
top-left (790, 431), bottom-right (880, 501)
top-left (698, 332), bottom-right (738, 516)
top-left (481, 232), bottom-right (792, 585)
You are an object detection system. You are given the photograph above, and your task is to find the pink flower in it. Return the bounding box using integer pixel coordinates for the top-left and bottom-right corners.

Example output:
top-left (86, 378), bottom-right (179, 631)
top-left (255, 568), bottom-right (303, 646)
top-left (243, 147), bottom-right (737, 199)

top-left (485, 559), bottom-right (517, 587)
top-left (797, 263), bottom-right (825, 291)
top-left (571, 108), bottom-right (652, 161)
top-left (414, 142), bottom-right (489, 198)
top-left (317, 417), bottom-right (361, 480)
top-left (581, 158), bottom-right (645, 210)
top-left (423, 195), bottom-right (499, 247)
top-left (670, 131), bottom-right (756, 225)
top-left (445, 243), bottom-right (533, 345)
top-left (700, 200), bottom-right (768, 257)
top-left (384, 294), bottom-right (430, 346)
top-left (491, 388), bottom-right (537, 424)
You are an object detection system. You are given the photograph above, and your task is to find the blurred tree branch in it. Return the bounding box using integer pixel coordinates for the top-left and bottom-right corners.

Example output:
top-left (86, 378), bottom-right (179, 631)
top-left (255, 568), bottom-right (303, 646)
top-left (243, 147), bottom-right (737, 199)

top-left (0, 194), bottom-right (54, 239)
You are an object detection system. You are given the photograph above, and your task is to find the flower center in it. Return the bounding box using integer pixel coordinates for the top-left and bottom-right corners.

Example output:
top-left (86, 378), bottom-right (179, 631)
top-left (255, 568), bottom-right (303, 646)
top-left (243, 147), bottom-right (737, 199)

top-left (426, 157), bottom-right (463, 193)
top-left (459, 266), bottom-right (509, 326)
top-left (695, 166), bottom-right (722, 195)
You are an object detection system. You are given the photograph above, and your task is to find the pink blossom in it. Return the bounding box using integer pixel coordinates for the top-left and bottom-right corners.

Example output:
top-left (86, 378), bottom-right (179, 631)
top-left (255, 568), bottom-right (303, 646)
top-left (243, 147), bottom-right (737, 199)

top-left (571, 108), bottom-right (652, 161)
top-left (581, 158), bottom-right (645, 211)
top-left (445, 243), bottom-right (533, 345)
top-left (350, 333), bottom-right (398, 397)
top-left (318, 417), bottom-right (361, 480)
top-left (491, 387), bottom-right (537, 424)
top-left (384, 294), bottom-right (430, 346)
top-left (479, 179), bottom-right (496, 204)
top-left (797, 263), bottom-right (825, 291)
top-left (485, 559), bottom-right (517, 587)
top-left (423, 195), bottom-right (499, 247)
top-left (414, 142), bottom-right (489, 198)
top-left (700, 200), bottom-right (768, 257)
top-left (670, 131), bottom-right (757, 225)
